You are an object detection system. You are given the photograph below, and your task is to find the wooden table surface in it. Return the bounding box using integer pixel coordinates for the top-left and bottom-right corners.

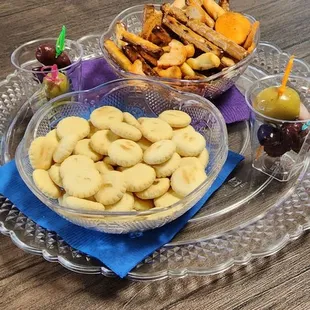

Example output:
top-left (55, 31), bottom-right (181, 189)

top-left (1, 0), bottom-right (310, 309)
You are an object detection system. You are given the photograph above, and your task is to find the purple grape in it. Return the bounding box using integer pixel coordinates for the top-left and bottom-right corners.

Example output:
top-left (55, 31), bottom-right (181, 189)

top-left (281, 122), bottom-right (308, 153)
top-left (264, 130), bottom-right (291, 157)
top-left (257, 124), bottom-right (277, 145)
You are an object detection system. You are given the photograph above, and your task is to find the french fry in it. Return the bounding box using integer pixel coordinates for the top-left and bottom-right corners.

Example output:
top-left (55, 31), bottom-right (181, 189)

top-left (104, 40), bottom-right (132, 71)
top-left (161, 3), bottom-right (188, 24)
top-left (163, 15), bottom-right (221, 55)
top-left (152, 25), bottom-right (172, 46)
top-left (123, 45), bottom-right (158, 76)
top-left (218, 0), bottom-right (230, 11)
top-left (247, 42), bottom-right (256, 53)
top-left (121, 30), bottom-right (163, 55)
top-left (136, 47), bottom-right (159, 67)
top-left (180, 62), bottom-right (196, 77)
top-left (143, 5), bottom-right (155, 23)
top-left (202, 0), bottom-right (225, 20)
top-left (187, 19), bottom-right (248, 60)
top-left (155, 66), bottom-right (182, 79)
top-left (171, 0), bottom-right (186, 9)
top-left (129, 60), bottom-right (146, 76)
top-left (221, 56), bottom-right (235, 67)
top-left (115, 22), bottom-right (127, 48)
top-left (185, 44), bottom-right (195, 58)
top-left (158, 39), bottom-right (187, 68)
top-left (185, 3), bottom-right (215, 28)
top-left (244, 21), bottom-right (260, 49)
top-left (187, 52), bottom-right (221, 70)
top-left (141, 10), bottom-right (163, 40)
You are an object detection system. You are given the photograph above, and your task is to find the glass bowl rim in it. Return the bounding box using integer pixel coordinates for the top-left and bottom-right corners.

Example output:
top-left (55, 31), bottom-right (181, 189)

top-left (99, 4), bottom-right (260, 84)
top-left (245, 73), bottom-right (310, 123)
top-left (11, 37), bottom-right (84, 73)
top-left (16, 77), bottom-right (228, 217)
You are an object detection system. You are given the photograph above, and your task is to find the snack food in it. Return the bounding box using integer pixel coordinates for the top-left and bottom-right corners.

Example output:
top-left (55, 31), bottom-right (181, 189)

top-left (30, 106), bottom-right (210, 216)
top-left (103, 1), bottom-right (259, 80)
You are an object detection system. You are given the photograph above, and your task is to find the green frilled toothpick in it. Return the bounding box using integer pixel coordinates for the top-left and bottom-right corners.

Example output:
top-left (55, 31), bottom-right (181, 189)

top-left (55, 25), bottom-right (66, 58)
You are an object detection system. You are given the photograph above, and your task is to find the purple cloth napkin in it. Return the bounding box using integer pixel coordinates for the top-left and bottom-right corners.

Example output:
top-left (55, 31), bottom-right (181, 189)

top-left (80, 57), bottom-right (250, 124)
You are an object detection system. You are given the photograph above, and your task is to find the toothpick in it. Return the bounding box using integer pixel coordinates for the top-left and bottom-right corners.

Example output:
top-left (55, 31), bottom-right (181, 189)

top-left (278, 55), bottom-right (295, 97)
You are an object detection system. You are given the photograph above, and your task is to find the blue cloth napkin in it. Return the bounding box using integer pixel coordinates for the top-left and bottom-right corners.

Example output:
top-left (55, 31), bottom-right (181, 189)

top-left (0, 151), bottom-right (243, 277)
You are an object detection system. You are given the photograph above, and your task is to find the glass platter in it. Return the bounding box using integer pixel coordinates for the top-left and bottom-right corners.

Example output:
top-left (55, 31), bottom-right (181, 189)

top-left (0, 37), bottom-right (310, 281)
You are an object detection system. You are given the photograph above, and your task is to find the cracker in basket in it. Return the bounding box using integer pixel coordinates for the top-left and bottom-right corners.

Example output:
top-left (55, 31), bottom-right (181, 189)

top-left (60, 155), bottom-right (96, 178)
top-left (172, 130), bottom-right (206, 156)
top-left (154, 188), bottom-right (182, 208)
top-left (123, 112), bottom-right (141, 129)
top-left (90, 106), bottom-right (123, 130)
top-left (62, 166), bottom-right (102, 199)
top-left (53, 134), bottom-right (79, 164)
top-left (179, 157), bottom-right (204, 169)
top-left (33, 169), bottom-right (62, 199)
top-left (56, 116), bottom-right (90, 140)
top-left (73, 139), bottom-right (103, 162)
top-left (87, 121), bottom-right (101, 138)
top-left (116, 166), bottom-right (130, 172)
top-left (159, 110), bottom-right (191, 128)
top-left (108, 139), bottom-right (143, 167)
top-left (197, 148), bottom-right (209, 168)
top-left (171, 165), bottom-right (207, 197)
top-left (103, 156), bottom-right (117, 166)
top-left (153, 152), bottom-right (181, 178)
top-left (136, 136), bottom-right (152, 151)
top-left (48, 164), bottom-right (63, 188)
top-left (136, 178), bottom-right (170, 200)
top-left (143, 140), bottom-right (176, 165)
top-left (110, 122), bottom-right (142, 142)
top-left (90, 130), bottom-right (119, 155)
top-left (133, 196), bottom-right (154, 211)
top-left (63, 196), bottom-right (105, 211)
top-left (29, 137), bottom-right (56, 170)
top-left (95, 161), bottom-right (114, 175)
top-left (140, 118), bottom-right (173, 142)
top-left (46, 129), bottom-right (60, 147)
top-left (173, 125), bottom-right (195, 136)
top-left (123, 163), bottom-right (156, 192)
top-left (95, 171), bottom-right (127, 205)
top-left (105, 192), bottom-right (135, 211)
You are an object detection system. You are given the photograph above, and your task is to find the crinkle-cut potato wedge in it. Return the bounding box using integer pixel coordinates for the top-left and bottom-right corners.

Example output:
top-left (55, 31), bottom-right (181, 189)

top-left (219, 0), bottom-right (230, 12)
top-left (180, 62), bottom-right (196, 77)
top-left (141, 9), bottom-right (163, 40)
top-left (171, 0), bottom-right (186, 9)
top-left (184, 44), bottom-right (195, 58)
top-left (152, 25), bottom-right (172, 46)
top-left (157, 39), bottom-right (187, 68)
top-left (215, 12), bottom-right (251, 45)
top-left (161, 3), bottom-right (188, 24)
top-left (121, 29), bottom-right (163, 55)
top-left (155, 66), bottom-right (182, 79)
top-left (163, 15), bottom-right (221, 56)
top-left (202, 0), bottom-right (225, 20)
top-left (104, 40), bottom-right (132, 71)
top-left (136, 47), bottom-right (158, 67)
top-left (187, 52), bottom-right (221, 70)
top-left (143, 4), bottom-right (155, 23)
top-left (122, 44), bottom-right (140, 63)
top-left (129, 60), bottom-right (146, 75)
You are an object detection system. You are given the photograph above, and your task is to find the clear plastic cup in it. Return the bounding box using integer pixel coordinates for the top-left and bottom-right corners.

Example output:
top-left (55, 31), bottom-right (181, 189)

top-left (11, 38), bottom-right (83, 112)
top-left (245, 74), bottom-right (310, 182)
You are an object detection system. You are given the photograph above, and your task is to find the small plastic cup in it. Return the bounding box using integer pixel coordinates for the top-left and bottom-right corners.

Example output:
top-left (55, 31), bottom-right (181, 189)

top-left (11, 38), bottom-right (83, 112)
top-left (245, 74), bottom-right (310, 182)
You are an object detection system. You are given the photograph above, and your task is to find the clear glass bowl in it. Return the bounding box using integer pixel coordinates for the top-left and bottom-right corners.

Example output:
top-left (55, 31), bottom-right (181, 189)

top-left (99, 4), bottom-right (260, 99)
top-left (15, 78), bottom-right (228, 234)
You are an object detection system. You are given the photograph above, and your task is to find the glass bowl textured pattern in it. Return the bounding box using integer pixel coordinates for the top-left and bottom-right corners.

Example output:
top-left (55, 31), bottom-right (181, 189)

top-left (100, 4), bottom-right (260, 99)
top-left (15, 78), bottom-right (228, 234)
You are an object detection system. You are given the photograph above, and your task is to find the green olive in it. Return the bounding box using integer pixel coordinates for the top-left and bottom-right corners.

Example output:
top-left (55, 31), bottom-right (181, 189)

top-left (254, 86), bottom-right (300, 121)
